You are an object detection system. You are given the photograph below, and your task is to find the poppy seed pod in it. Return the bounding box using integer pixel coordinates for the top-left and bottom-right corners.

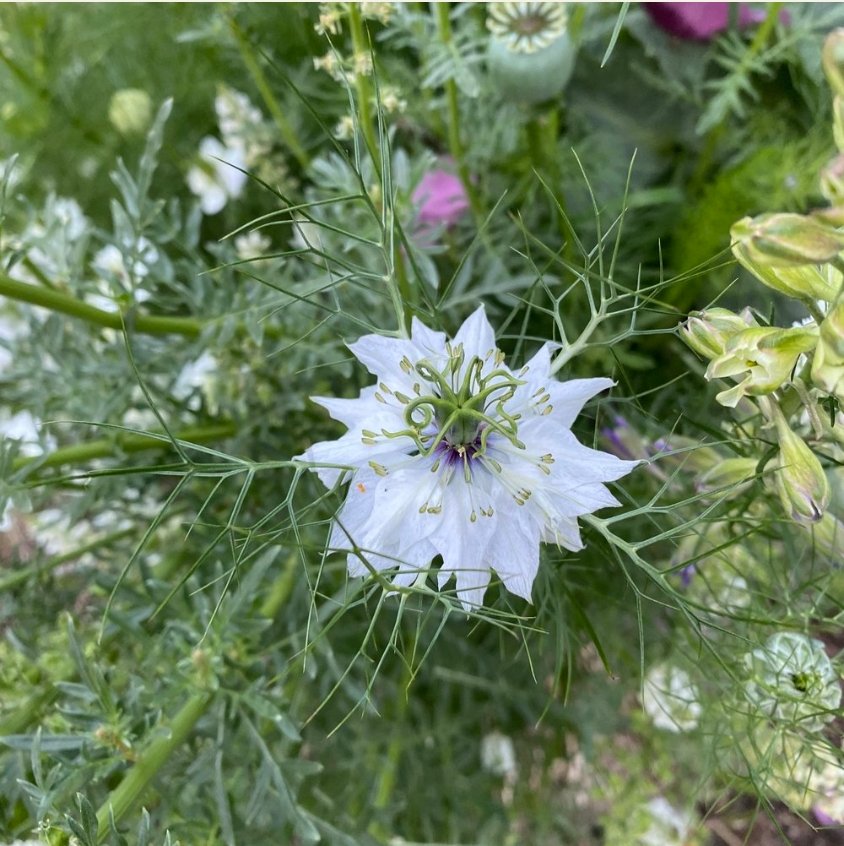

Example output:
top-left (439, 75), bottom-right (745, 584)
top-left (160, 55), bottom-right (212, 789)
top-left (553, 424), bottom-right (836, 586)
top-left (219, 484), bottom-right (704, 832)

top-left (486, 2), bottom-right (575, 104)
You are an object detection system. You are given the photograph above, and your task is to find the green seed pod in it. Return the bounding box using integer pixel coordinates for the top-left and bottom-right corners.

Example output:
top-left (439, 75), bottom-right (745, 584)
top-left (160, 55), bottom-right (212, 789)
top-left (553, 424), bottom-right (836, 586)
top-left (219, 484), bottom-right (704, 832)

top-left (486, 3), bottom-right (575, 104)
top-left (772, 414), bottom-right (830, 524)
top-left (811, 301), bottom-right (844, 401)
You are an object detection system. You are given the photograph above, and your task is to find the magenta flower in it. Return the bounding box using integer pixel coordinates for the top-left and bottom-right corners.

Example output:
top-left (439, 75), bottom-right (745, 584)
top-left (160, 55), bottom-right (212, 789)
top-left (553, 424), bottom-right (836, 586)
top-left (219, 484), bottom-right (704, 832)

top-left (644, 3), bottom-right (767, 41)
top-left (412, 168), bottom-right (470, 228)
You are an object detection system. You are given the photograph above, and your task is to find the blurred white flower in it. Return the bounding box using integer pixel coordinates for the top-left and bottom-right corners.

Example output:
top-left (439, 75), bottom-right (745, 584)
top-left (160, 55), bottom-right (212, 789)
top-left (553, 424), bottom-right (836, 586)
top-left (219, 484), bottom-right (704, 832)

top-left (235, 230), bottom-right (271, 262)
top-left (0, 410), bottom-right (55, 458)
top-left (639, 797), bottom-right (696, 846)
top-left (173, 351), bottom-right (218, 412)
top-left (186, 137), bottom-right (248, 215)
top-left (481, 731), bottom-right (517, 779)
top-left (642, 664), bottom-right (702, 732)
top-left (0, 311), bottom-right (28, 372)
top-left (744, 632), bottom-right (841, 730)
top-left (297, 307), bottom-right (639, 608)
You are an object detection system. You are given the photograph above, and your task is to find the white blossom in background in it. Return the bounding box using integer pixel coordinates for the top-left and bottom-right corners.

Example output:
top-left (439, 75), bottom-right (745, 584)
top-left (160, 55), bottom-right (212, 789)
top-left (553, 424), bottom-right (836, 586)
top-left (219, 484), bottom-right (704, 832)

top-left (638, 797), bottom-right (696, 846)
top-left (296, 307), bottom-right (640, 608)
top-left (642, 663), bottom-right (702, 732)
top-left (235, 230), bottom-right (272, 262)
top-left (0, 410), bottom-right (55, 458)
top-left (87, 237), bottom-right (159, 312)
top-left (173, 351), bottom-right (218, 412)
top-left (0, 311), bottom-right (28, 371)
top-left (481, 731), bottom-right (517, 779)
top-left (186, 137), bottom-right (248, 216)
top-left (744, 632), bottom-right (841, 730)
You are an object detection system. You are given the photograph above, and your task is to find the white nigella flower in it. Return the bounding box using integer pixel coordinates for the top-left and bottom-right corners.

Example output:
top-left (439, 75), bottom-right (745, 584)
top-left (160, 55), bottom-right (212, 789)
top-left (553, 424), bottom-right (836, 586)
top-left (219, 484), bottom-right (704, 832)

top-left (186, 137), bottom-right (248, 216)
top-left (487, 2), bottom-right (568, 54)
top-left (744, 632), bottom-right (841, 730)
top-left (642, 663), bottom-right (702, 733)
top-left (638, 797), bottom-right (696, 846)
top-left (296, 307), bottom-right (640, 608)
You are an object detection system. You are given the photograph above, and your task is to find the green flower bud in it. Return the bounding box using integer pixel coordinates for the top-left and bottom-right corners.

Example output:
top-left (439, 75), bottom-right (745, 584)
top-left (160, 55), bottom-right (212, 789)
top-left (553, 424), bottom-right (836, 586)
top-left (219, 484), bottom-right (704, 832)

top-left (834, 96), bottom-right (844, 154)
top-left (811, 301), bottom-right (844, 401)
top-left (108, 88), bottom-right (153, 137)
top-left (734, 213), bottom-right (844, 267)
top-left (773, 414), bottom-right (830, 524)
top-left (706, 326), bottom-right (818, 408)
top-left (697, 456), bottom-right (759, 496)
top-left (732, 218), bottom-right (841, 301)
top-left (681, 307), bottom-right (757, 360)
top-left (823, 29), bottom-right (844, 98)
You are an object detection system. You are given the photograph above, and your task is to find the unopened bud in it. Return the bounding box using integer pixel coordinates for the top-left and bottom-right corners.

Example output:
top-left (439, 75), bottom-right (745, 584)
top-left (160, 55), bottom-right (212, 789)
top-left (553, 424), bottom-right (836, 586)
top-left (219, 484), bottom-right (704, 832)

top-left (820, 155), bottom-right (844, 204)
top-left (680, 307), bottom-right (756, 360)
top-left (706, 326), bottom-right (818, 408)
top-left (732, 217), bottom-right (841, 301)
top-left (823, 29), bottom-right (844, 98)
top-left (108, 88), bottom-right (153, 136)
top-left (733, 213), bottom-right (844, 267)
top-left (772, 413), bottom-right (829, 524)
top-left (834, 97), bottom-right (844, 155)
top-left (697, 457), bottom-right (759, 496)
top-left (811, 301), bottom-right (844, 400)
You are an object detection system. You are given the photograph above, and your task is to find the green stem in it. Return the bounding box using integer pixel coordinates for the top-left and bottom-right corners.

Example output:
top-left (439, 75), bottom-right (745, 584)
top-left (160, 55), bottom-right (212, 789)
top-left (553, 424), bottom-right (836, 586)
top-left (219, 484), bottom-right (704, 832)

top-left (95, 691), bottom-right (212, 841)
top-left (0, 528), bottom-right (135, 592)
top-left (347, 3), bottom-right (380, 175)
top-left (0, 274), bottom-right (202, 338)
top-left (433, 3), bottom-right (482, 219)
top-left (12, 422), bottom-right (237, 473)
top-left (259, 551), bottom-right (299, 618)
top-left (227, 16), bottom-right (309, 169)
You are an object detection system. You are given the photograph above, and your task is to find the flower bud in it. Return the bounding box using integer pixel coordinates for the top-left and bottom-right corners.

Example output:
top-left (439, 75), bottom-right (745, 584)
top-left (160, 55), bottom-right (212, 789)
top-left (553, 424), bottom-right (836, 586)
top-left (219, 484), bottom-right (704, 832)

top-left (681, 307), bottom-right (756, 360)
top-left (732, 213), bottom-right (844, 268)
top-left (811, 301), bottom-right (844, 400)
top-left (820, 155), bottom-right (844, 205)
top-left (832, 96), bottom-right (844, 157)
top-left (108, 88), bottom-right (153, 137)
top-left (732, 220), bottom-right (841, 301)
top-left (697, 456), bottom-right (759, 495)
top-left (772, 414), bottom-right (830, 524)
top-left (706, 326), bottom-right (818, 407)
top-left (823, 29), bottom-right (844, 99)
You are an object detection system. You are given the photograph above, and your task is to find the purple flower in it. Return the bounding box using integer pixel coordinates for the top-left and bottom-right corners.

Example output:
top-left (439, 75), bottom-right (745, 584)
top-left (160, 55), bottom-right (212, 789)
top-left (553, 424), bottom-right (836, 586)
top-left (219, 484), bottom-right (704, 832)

top-left (814, 807), bottom-right (839, 827)
top-left (412, 167), bottom-right (470, 228)
top-left (644, 3), bottom-right (767, 41)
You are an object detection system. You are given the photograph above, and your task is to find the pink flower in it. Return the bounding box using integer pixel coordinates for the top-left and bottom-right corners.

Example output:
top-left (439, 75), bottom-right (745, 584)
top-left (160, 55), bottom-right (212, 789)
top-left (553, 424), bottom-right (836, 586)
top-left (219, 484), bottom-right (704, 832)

top-left (644, 3), bottom-right (767, 41)
top-left (412, 168), bottom-right (469, 228)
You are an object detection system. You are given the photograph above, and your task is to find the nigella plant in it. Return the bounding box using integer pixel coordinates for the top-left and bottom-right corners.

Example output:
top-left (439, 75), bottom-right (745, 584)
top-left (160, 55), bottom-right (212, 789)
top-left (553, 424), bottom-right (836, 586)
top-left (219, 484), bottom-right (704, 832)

top-left (297, 307), bottom-right (640, 609)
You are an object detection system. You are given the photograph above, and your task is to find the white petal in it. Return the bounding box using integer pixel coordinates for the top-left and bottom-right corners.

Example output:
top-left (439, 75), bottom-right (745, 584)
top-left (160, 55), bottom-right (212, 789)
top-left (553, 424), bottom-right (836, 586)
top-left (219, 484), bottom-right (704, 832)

top-left (410, 315), bottom-right (448, 358)
top-left (541, 516), bottom-right (584, 552)
top-left (347, 334), bottom-right (421, 390)
top-left (311, 387), bottom-right (383, 428)
top-left (296, 425), bottom-right (411, 488)
top-left (547, 378), bottom-right (616, 427)
top-left (453, 305), bottom-right (496, 361)
top-left (486, 518), bottom-right (541, 602)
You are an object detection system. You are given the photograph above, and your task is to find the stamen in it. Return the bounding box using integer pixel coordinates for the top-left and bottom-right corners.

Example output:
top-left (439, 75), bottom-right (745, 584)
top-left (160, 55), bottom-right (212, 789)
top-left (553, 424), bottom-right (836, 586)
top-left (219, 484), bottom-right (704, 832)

top-left (368, 460), bottom-right (388, 476)
top-left (375, 392), bottom-right (386, 403)
top-left (379, 382), bottom-right (392, 394)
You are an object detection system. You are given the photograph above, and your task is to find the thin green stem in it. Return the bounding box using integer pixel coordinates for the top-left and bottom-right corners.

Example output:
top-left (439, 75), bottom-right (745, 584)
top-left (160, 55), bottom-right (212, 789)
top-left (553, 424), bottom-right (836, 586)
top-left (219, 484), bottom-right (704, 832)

top-left (433, 2), bottom-right (482, 219)
top-left (227, 16), bottom-right (309, 169)
top-left (95, 692), bottom-right (212, 841)
top-left (12, 422), bottom-right (237, 473)
top-left (0, 274), bottom-right (202, 338)
top-left (347, 3), bottom-right (380, 175)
